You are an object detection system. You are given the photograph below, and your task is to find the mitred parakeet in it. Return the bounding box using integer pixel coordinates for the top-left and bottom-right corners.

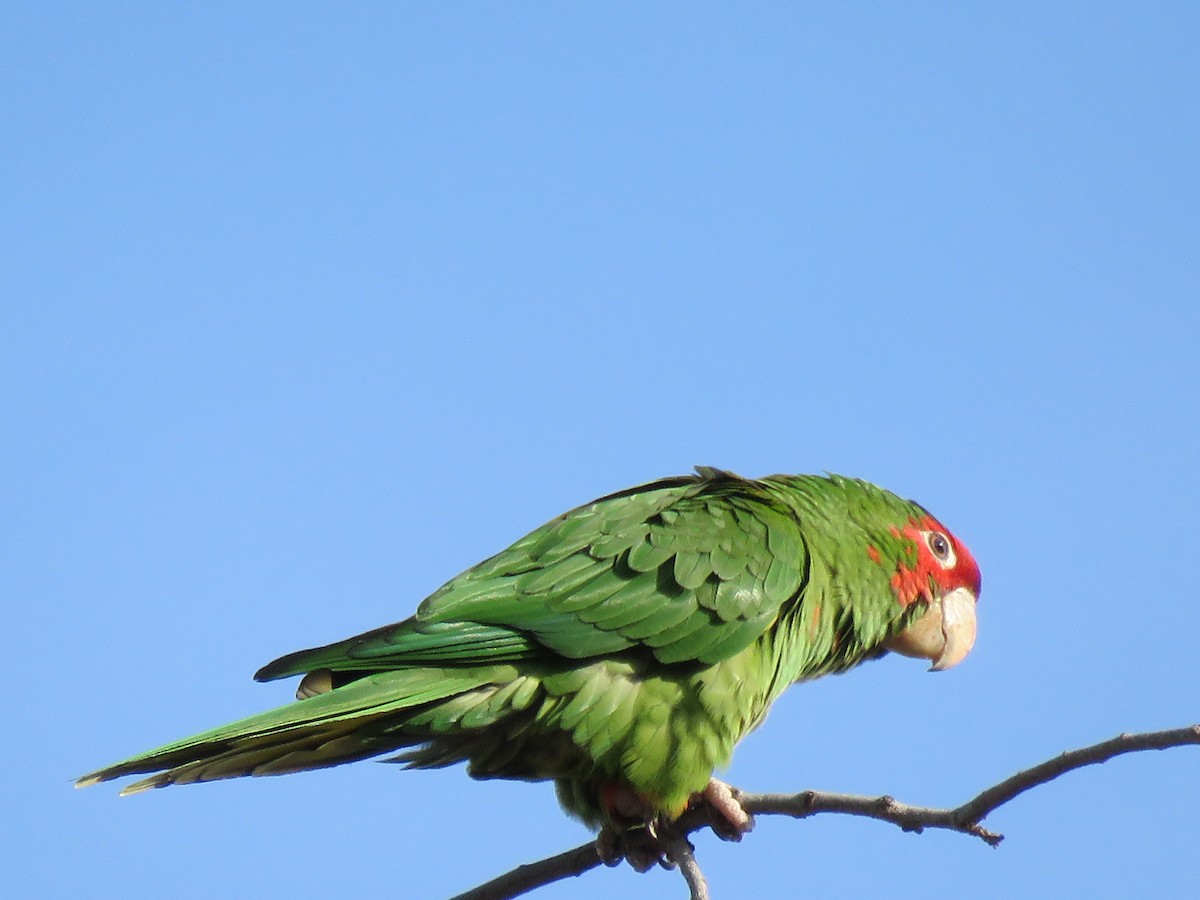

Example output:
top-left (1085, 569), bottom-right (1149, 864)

top-left (78, 469), bottom-right (980, 859)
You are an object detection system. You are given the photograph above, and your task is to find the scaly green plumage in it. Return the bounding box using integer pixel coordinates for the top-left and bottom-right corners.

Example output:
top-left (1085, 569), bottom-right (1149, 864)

top-left (78, 468), bottom-right (981, 828)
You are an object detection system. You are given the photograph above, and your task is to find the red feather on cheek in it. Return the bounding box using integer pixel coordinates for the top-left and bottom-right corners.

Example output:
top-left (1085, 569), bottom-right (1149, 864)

top-left (888, 516), bottom-right (981, 607)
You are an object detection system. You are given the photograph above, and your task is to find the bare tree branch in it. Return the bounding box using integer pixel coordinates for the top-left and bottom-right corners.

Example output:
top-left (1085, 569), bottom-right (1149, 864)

top-left (450, 725), bottom-right (1200, 900)
top-left (446, 843), bottom-right (601, 900)
top-left (956, 725), bottom-right (1200, 827)
top-left (666, 836), bottom-right (710, 900)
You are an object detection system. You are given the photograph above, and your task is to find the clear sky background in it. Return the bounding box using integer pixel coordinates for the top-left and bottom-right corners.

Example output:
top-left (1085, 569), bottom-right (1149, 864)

top-left (4, 4), bottom-right (1197, 899)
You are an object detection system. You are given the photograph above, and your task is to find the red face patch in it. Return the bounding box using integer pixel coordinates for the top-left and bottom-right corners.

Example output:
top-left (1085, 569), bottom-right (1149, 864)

top-left (887, 515), bottom-right (981, 607)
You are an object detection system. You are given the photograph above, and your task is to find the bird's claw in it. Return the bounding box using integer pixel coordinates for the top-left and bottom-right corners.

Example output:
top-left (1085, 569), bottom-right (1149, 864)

top-left (595, 819), bottom-right (680, 872)
top-left (595, 827), bottom-right (622, 867)
top-left (694, 778), bottom-right (755, 842)
top-left (595, 778), bottom-right (753, 871)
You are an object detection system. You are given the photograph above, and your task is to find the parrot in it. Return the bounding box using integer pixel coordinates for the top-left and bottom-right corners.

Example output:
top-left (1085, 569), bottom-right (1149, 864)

top-left (77, 468), bottom-right (980, 866)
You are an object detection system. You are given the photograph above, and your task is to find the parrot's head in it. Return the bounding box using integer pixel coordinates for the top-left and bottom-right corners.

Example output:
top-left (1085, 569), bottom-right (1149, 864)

top-left (880, 514), bottom-right (981, 671)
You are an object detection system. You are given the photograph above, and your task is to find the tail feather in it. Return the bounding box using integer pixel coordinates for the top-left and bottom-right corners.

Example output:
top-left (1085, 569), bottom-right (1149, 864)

top-left (76, 667), bottom-right (501, 793)
top-left (118, 723), bottom-right (405, 795)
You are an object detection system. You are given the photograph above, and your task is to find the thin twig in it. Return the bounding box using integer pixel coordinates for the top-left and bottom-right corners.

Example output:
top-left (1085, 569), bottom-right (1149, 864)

top-left (450, 725), bottom-right (1199, 900)
top-left (956, 725), bottom-right (1200, 827)
top-left (666, 837), bottom-right (710, 900)
top-left (446, 842), bottom-right (600, 900)
top-left (737, 723), bottom-right (1200, 848)
top-left (736, 788), bottom-right (1005, 846)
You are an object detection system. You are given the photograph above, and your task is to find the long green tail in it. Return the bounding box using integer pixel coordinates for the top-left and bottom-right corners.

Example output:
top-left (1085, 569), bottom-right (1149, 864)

top-left (76, 667), bottom-right (501, 795)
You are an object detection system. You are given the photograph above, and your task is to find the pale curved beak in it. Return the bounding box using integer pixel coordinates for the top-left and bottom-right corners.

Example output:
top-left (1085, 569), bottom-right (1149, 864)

top-left (884, 586), bottom-right (978, 671)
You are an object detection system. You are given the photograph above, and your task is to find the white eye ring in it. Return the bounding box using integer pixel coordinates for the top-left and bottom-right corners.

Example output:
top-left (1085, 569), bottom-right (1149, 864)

top-left (923, 530), bottom-right (957, 568)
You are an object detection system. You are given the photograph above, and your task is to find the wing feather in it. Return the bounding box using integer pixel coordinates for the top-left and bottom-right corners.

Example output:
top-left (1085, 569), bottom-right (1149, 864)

top-left (258, 470), bottom-right (810, 678)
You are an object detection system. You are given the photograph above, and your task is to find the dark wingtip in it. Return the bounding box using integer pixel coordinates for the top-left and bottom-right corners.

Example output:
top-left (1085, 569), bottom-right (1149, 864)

top-left (254, 652), bottom-right (300, 682)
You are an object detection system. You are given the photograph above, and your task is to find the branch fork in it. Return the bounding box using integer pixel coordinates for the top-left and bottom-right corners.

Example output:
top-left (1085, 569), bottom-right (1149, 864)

top-left (451, 725), bottom-right (1200, 900)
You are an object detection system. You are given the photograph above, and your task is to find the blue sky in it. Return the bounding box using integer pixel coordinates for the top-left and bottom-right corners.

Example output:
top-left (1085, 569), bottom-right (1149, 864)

top-left (5, 4), bottom-right (1197, 898)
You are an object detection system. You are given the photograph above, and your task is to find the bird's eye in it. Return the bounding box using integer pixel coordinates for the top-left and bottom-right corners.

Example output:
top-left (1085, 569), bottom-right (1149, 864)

top-left (925, 531), bottom-right (956, 567)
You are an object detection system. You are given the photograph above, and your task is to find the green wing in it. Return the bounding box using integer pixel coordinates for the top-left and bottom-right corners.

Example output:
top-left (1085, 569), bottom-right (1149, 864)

top-left (257, 469), bottom-right (810, 680)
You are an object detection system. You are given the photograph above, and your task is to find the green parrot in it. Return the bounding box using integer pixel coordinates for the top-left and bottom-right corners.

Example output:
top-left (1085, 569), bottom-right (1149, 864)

top-left (78, 468), bottom-right (980, 861)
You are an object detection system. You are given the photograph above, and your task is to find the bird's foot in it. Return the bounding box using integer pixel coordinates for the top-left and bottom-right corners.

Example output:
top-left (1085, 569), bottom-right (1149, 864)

top-left (595, 782), bottom-right (673, 871)
top-left (691, 778), bottom-right (754, 842)
top-left (594, 778), bottom-right (746, 871)
top-left (596, 820), bottom-right (677, 872)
